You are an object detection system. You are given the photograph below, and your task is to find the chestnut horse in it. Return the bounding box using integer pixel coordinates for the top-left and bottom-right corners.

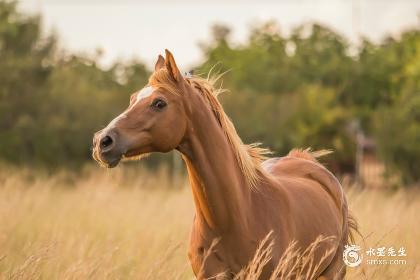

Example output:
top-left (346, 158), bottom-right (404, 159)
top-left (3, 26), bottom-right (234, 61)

top-left (93, 50), bottom-right (356, 279)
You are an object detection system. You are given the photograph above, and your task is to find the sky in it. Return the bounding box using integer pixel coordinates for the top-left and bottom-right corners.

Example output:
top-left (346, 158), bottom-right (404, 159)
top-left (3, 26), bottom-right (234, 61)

top-left (19, 0), bottom-right (420, 70)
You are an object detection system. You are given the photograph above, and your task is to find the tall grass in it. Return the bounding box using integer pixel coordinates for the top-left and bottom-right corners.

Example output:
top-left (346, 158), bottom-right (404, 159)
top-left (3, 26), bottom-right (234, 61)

top-left (231, 234), bottom-right (336, 280)
top-left (0, 165), bottom-right (419, 279)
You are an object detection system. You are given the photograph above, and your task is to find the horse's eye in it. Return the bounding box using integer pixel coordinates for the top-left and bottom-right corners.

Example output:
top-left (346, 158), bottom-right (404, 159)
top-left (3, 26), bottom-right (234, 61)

top-left (151, 98), bottom-right (167, 110)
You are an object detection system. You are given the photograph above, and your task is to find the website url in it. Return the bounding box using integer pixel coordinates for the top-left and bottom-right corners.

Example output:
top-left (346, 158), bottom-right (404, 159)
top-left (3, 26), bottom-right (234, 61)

top-left (366, 259), bottom-right (407, 265)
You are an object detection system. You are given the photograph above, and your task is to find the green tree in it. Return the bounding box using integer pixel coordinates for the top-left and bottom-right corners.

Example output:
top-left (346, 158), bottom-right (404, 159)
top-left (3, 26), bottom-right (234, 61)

top-left (0, 2), bottom-right (150, 167)
top-left (373, 34), bottom-right (420, 184)
top-left (0, 1), bottom-right (56, 163)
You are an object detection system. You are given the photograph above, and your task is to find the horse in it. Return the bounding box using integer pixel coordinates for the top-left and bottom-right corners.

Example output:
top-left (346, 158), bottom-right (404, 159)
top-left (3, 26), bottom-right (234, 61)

top-left (92, 50), bottom-right (357, 279)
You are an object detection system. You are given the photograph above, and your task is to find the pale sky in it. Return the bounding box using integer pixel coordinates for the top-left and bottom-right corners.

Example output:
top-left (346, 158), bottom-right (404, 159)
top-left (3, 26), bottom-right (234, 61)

top-left (19, 0), bottom-right (420, 70)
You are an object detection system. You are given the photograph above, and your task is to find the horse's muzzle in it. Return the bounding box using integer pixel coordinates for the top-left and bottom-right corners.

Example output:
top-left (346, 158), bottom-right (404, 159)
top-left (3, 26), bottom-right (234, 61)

top-left (92, 129), bottom-right (123, 168)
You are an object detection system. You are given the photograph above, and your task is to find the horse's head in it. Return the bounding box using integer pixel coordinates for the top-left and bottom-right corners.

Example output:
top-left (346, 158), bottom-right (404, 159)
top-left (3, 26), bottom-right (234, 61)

top-left (92, 50), bottom-right (189, 168)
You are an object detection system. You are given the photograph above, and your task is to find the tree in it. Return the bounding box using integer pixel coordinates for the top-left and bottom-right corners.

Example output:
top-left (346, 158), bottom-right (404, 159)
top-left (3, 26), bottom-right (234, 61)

top-left (0, 1), bottom-right (56, 163)
top-left (0, 2), bottom-right (151, 167)
top-left (373, 32), bottom-right (420, 184)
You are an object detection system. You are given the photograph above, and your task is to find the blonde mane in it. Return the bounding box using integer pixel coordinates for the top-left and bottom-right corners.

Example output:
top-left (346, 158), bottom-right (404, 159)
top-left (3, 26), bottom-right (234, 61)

top-left (149, 68), bottom-right (271, 189)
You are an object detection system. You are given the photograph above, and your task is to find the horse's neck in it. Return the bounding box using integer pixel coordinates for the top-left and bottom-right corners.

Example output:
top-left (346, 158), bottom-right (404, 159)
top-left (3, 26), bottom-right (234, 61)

top-left (178, 104), bottom-right (252, 232)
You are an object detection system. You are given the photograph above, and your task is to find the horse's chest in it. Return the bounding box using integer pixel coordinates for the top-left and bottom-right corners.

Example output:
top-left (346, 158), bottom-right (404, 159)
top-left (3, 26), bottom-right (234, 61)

top-left (187, 218), bottom-right (256, 278)
top-left (188, 221), bottom-right (227, 277)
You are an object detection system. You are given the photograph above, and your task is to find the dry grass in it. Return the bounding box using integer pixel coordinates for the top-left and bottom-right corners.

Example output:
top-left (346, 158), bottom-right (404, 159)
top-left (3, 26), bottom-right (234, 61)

top-left (231, 233), bottom-right (336, 280)
top-left (0, 165), bottom-right (193, 279)
top-left (0, 165), bottom-right (419, 279)
top-left (345, 187), bottom-right (420, 280)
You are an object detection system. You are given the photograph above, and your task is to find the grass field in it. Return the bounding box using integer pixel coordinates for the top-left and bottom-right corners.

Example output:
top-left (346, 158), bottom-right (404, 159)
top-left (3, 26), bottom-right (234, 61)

top-left (0, 165), bottom-right (419, 279)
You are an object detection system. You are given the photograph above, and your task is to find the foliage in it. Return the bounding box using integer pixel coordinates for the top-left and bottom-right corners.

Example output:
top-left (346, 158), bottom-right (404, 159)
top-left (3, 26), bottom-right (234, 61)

top-left (374, 91), bottom-right (420, 184)
top-left (0, 1), bottom-right (419, 182)
top-left (199, 21), bottom-right (420, 180)
top-left (0, 2), bottom-right (150, 167)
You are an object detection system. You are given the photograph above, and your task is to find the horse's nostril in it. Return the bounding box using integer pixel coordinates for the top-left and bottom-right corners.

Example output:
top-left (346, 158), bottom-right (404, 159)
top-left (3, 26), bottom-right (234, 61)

top-left (100, 135), bottom-right (114, 150)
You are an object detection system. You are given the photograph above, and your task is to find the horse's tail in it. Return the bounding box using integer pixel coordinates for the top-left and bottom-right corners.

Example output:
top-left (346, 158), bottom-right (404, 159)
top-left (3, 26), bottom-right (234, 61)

top-left (288, 148), bottom-right (333, 163)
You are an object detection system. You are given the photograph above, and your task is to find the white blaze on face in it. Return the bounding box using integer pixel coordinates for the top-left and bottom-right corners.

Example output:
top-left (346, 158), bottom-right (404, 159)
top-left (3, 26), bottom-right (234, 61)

top-left (107, 112), bottom-right (127, 129)
top-left (107, 86), bottom-right (155, 129)
top-left (135, 86), bottom-right (154, 104)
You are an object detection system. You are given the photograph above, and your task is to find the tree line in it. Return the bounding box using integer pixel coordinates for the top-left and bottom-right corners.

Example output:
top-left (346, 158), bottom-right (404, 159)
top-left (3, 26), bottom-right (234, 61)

top-left (0, 2), bottom-right (419, 184)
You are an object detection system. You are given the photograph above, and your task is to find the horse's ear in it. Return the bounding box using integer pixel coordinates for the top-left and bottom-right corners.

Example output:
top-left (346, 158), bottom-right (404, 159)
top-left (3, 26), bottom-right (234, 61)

top-left (165, 49), bottom-right (182, 82)
top-left (154, 55), bottom-right (165, 71)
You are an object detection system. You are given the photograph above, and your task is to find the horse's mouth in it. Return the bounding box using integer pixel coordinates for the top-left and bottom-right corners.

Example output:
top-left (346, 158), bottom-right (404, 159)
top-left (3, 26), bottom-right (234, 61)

top-left (105, 157), bottom-right (121, 168)
top-left (92, 148), bottom-right (122, 168)
top-left (122, 151), bottom-right (151, 162)
top-left (97, 156), bottom-right (121, 168)
top-left (92, 145), bottom-right (150, 168)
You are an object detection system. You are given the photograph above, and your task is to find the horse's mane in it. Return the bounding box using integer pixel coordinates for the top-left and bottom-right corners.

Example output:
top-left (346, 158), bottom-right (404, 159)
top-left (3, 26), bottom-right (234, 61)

top-left (149, 68), bottom-right (271, 189)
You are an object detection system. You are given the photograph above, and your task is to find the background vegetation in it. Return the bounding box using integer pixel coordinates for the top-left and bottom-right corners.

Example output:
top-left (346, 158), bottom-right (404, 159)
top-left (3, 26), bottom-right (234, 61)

top-left (0, 1), bottom-right (419, 184)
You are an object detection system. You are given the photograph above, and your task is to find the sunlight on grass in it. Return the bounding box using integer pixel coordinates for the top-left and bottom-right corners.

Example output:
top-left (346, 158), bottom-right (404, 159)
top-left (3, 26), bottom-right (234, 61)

top-left (0, 166), bottom-right (419, 279)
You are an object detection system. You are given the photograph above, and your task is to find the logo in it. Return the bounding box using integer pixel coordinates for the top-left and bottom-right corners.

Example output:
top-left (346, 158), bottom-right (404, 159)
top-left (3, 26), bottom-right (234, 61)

top-left (343, 245), bottom-right (363, 267)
